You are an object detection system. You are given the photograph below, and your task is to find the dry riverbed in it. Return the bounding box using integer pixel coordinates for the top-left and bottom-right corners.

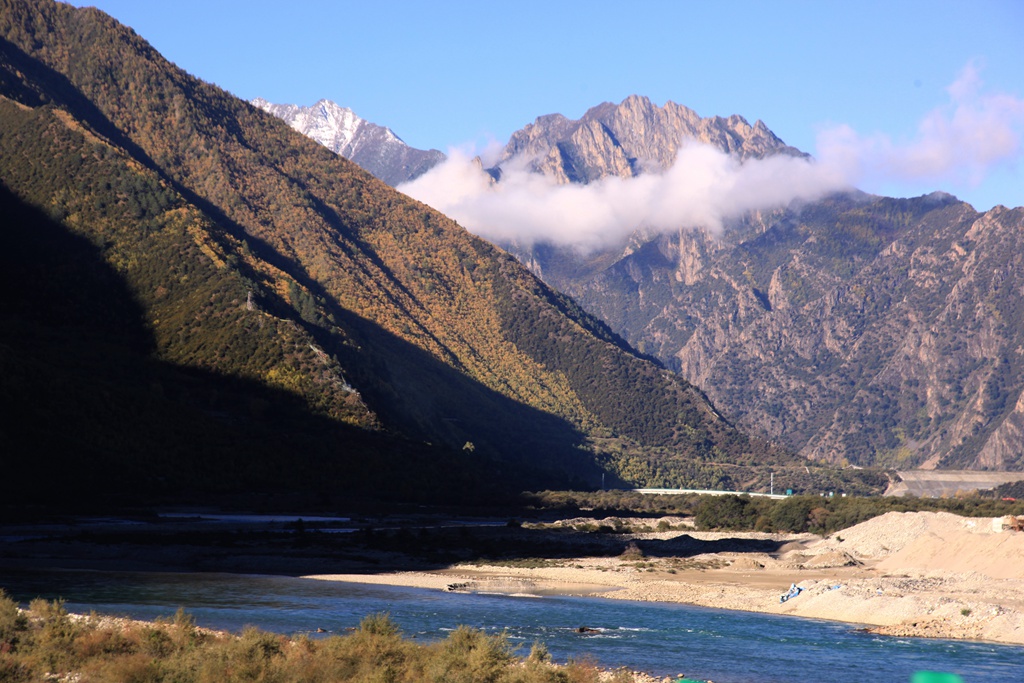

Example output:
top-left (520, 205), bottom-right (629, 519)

top-left (307, 511), bottom-right (1024, 645)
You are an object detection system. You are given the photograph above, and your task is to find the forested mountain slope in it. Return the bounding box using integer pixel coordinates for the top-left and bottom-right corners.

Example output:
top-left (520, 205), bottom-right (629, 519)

top-left (0, 0), bottom-right (833, 505)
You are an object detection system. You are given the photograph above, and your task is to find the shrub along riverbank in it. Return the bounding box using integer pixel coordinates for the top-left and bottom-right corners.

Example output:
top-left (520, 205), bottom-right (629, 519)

top-left (524, 490), bottom-right (1024, 535)
top-left (0, 592), bottom-right (635, 683)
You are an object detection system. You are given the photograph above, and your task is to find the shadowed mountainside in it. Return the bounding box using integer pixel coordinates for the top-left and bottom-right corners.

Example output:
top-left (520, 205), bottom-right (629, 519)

top-left (0, 0), bottom-right (837, 506)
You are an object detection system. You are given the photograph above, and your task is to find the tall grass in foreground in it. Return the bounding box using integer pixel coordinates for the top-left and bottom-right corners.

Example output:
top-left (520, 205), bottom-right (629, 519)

top-left (0, 590), bottom-right (633, 683)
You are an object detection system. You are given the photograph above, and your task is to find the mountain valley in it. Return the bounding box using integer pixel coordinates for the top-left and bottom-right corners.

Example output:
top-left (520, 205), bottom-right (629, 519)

top-left (266, 86), bottom-right (1024, 473)
top-left (0, 0), bottom-right (862, 512)
top-left (6, 0), bottom-right (1021, 521)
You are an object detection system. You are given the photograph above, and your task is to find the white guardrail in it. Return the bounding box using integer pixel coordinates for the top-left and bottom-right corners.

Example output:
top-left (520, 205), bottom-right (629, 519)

top-left (634, 488), bottom-right (789, 500)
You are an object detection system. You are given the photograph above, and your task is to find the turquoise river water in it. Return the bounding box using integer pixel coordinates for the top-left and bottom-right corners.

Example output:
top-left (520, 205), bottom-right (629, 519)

top-left (1, 569), bottom-right (1022, 683)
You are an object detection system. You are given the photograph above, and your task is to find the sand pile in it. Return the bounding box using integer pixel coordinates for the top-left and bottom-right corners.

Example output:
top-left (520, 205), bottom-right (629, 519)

top-left (808, 511), bottom-right (994, 560)
top-left (800, 550), bottom-right (859, 568)
top-left (771, 511), bottom-right (1024, 642)
top-left (803, 510), bottom-right (1024, 579)
top-left (877, 523), bottom-right (1024, 580)
top-left (827, 511), bottom-right (938, 557)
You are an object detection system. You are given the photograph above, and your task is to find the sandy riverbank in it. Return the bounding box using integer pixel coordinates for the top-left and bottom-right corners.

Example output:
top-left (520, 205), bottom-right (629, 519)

top-left (306, 511), bottom-right (1024, 645)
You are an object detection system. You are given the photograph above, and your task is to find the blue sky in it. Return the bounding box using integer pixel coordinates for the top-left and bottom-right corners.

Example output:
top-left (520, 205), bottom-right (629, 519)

top-left (73, 0), bottom-right (1024, 211)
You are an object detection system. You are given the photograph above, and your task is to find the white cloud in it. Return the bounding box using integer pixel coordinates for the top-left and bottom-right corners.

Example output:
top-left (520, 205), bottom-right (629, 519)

top-left (398, 63), bottom-right (1024, 249)
top-left (398, 144), bottom-right (850, 250)
top-left (816, 62), bottom-right (1024, 191)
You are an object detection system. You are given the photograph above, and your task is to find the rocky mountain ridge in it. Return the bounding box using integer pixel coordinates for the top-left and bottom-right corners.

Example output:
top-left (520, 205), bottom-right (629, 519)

top-left (490, 94), bottom-right (806, 184)
top-left (576, 194), bottom-right (1024, 471)
top-left (251, 88), bottom-right (1024, 472)
top-left (496, 103), bottom-right (1024, 470)
top-left (251, 97), bottom-right (444, 186)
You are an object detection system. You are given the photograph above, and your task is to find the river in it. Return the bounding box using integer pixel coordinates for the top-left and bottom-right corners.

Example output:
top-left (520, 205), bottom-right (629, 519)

top-left (2, 569), bottom-right (1022, 682)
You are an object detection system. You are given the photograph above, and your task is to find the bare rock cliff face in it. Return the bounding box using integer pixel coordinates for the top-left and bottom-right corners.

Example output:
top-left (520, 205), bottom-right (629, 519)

top-left (494, 94), bottom-right (804, 183)
top-left (491, 95), bottom-right (1024, 471)
top-left (527, 195), bottom-right (1024, 470)
top-left (981, 389), bottom-right (1024, 469)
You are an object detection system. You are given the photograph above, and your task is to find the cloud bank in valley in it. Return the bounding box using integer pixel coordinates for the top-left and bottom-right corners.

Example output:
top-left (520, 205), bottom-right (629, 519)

top-left (399, 146), bottom-right (849, 250)
top-left (398, 64), bottom-right (1024, 250)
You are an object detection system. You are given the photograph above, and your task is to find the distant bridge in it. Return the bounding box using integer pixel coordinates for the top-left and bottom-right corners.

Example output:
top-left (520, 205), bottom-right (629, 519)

top-left (633, 488), bottom-right (788, 500)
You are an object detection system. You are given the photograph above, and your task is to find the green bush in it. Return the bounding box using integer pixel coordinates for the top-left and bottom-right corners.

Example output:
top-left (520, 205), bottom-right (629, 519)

top-left (769, 497), bottom-right (816, 533)
top-left (428, 625), bottom-right (515, 683)
top-left (0, 599), bottom-right (647, 683)
top-left (695, 495), bottom-right (763, 530)
top-left (357, 612), bottom-right (401, 638)
top-left (0, 589), bottom-right (28, 651)
top-left (28, 597), bottom-right (81, 673)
